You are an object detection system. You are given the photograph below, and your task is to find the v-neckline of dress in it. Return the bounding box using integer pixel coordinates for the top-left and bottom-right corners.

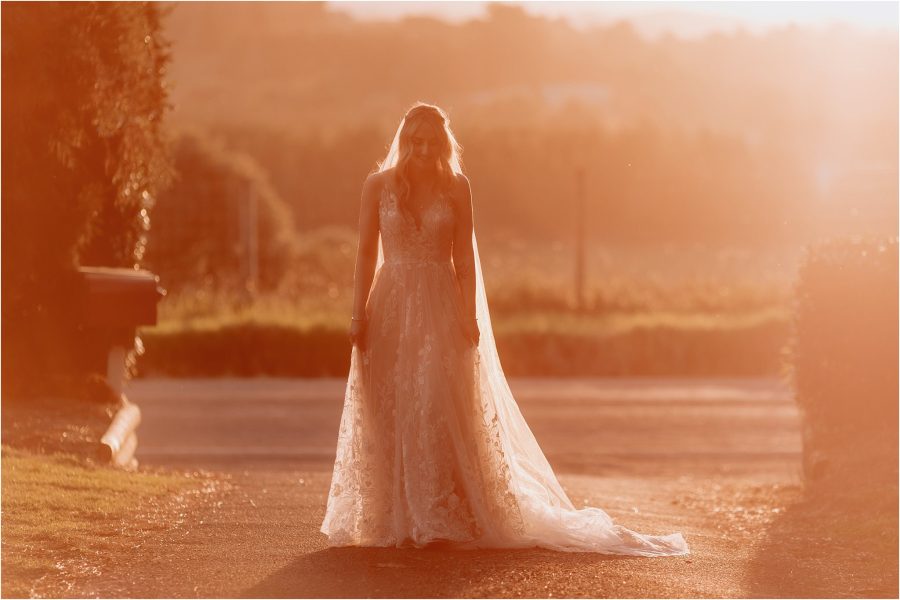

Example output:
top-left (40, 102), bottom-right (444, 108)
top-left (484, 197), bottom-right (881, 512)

top-left (386, 186), bottom-right (447, 232)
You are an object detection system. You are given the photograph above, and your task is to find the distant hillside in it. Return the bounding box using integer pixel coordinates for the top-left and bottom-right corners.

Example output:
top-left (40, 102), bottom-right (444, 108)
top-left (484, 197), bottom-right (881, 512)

top-left (162, 3), bottom-right (896, 147)
top-left (157, 2), bottom-right (898, 245)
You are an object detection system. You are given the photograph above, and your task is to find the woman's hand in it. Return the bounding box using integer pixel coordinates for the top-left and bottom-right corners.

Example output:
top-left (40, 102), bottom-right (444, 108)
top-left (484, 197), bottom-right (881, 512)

top-left (349, 317), bottom-right (368, 350)
top-left (463, 317), bottom-right (480, 347)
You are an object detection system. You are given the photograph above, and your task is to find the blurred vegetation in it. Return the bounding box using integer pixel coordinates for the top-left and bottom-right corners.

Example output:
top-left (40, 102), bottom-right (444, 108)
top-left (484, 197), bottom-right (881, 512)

top-left (748, 235), bottom-right (899, 598)
top-left (138, 236), bottom-right (793, 377)
top-left (2, 2), bottom-right (173, 396)
top-left (163, 2), bottom-right (898, 246)
top-left (135, 4), bottom-right (894, 378)
top-left (215, 122), bottom-right (823, 247)
top-left (789, 235), bottom-right (899, 484)
top-left (138, 311), bottom-right (788, 378)
top-left (142, 128), bottom-right (296, 292)
top-left (5, 3), bottom-right (896, 382)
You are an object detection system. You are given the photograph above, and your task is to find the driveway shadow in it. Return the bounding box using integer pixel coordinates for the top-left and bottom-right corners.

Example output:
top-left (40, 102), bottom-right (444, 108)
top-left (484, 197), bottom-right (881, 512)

top-left (241, 545), bottom-right (640, 598)
top-left (744, 479), bottom-right (898, 598)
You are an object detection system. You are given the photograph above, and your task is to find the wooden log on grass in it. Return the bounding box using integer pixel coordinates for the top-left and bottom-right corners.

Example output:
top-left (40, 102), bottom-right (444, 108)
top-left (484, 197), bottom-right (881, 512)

top-left (112, 431), bottom-right (138, 470)
top-left (99, 401), bottom-right (141, 465)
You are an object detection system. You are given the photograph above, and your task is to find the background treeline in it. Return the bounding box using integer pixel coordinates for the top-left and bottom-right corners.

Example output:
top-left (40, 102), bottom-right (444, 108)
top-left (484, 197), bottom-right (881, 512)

top-left (212, 123), bottom-right (817, 246)
top-left (132, 3), bottom-right (896, 378)
top-left (160, 2), bottom-right (897, 247)
top-left (144, 123), bottom-right (813, 293)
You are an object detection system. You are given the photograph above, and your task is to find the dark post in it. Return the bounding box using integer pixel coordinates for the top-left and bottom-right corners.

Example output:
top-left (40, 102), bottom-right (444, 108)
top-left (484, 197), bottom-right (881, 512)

top-left (247, 185), bottom-right (259, 294)
top-left (239, 181), bottom-right (260, 297)
top-left (575, 166), bottom-right (587, 312)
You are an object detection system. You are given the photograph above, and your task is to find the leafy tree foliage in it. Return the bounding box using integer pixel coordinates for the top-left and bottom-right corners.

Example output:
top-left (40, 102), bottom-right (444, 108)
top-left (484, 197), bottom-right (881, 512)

top-left (2, 2), bottom-right (173, 395)
top-left (143, 129), bottom-right (296, 293)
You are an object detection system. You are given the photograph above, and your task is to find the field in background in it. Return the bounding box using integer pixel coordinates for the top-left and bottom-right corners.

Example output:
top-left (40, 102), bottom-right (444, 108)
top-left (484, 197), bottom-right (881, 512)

top-left (138, 236), bottom-right (795, 377)
top-left (157, 233), bottom-right (797, 322)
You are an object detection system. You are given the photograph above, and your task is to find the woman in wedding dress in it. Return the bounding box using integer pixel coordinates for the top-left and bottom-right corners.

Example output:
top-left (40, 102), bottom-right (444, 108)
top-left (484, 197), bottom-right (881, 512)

top-left (320, 103), bottom-right (689, 556)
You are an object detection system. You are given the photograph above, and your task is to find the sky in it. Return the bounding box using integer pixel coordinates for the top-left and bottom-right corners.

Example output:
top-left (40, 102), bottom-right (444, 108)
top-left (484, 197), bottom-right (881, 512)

top-left (328, 1), bottom-right (900, 38)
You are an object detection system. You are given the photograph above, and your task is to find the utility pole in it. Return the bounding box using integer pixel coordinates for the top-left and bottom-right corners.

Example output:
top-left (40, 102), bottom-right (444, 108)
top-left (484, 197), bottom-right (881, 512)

top-left (239, 181), bottom-right (260, 297)
top-left (575, 166), bottom-right (586, 313)
top-left (247, 185), bottom-right (259, 294)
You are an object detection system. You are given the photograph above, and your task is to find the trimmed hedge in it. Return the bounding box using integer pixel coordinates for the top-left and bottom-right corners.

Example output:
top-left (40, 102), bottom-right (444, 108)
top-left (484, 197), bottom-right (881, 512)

top-left (136, 315), bottom-right (789, 378)
top-left (496, 319), bottom-right (789, 377)
top-left (789, 236), bottom-right (899, 482)
top-left (137, 323), bottom-right (349, 377)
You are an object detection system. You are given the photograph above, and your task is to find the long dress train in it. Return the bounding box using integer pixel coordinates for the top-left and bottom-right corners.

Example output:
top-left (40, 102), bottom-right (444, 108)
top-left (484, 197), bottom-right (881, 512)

top-left (320, 186), bottom-right (689, 556)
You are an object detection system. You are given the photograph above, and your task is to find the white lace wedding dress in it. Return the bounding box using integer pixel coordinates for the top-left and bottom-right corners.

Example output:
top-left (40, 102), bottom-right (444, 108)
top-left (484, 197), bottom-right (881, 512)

top-left (320, 185), bottom-right (689, 556)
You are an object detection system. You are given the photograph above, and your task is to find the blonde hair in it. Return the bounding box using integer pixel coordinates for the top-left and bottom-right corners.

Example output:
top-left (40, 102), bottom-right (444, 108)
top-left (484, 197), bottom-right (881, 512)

top-left (378, 102), bottom-right (463, 209)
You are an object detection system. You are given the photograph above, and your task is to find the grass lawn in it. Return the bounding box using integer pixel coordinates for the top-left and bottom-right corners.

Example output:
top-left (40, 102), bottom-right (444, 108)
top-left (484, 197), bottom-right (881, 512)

top-left (1, 446), bottom-right (200, 598)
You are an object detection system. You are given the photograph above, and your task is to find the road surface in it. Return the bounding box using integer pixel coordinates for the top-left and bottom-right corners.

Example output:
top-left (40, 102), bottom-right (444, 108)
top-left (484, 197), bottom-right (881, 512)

top-left (131, 377), bottom-right (801, 478)
top-left (46, 377), bottom-right (842, 598)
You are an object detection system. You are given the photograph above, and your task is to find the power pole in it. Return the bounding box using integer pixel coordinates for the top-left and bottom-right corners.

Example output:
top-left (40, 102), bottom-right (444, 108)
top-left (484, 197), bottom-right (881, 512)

top-left (575, 166), bottom-right (586, 313)
top-left (239, 181), bottom-right (260, 296)
top-left (247, 185), bottom-right (259, 294)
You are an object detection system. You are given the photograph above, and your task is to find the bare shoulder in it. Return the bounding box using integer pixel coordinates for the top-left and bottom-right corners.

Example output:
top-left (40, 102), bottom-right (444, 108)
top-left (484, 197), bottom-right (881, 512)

top-left (452, 171), bottom-right (471, 193)
top-left (450, 172), bottom-right (472, 208)
top-left (361, 170), bottom-right (388, 206)
top-left (364, 169), bottom-right (387, 189)
top-left (375, 167), bottom-right (405, 197)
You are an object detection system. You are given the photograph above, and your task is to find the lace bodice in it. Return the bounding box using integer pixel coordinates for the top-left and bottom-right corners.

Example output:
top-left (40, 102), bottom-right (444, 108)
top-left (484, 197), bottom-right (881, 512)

top-left (379, 187), bottom-right (454, 265)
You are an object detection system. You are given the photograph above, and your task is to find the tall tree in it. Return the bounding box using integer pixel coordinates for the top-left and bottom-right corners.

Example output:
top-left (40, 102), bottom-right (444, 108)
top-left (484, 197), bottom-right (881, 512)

top-left (2, 2), bottom-right (173, 395)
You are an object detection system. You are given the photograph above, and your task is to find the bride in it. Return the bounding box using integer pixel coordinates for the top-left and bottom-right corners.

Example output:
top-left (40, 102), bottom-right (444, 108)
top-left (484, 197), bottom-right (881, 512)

top-left (320, 102), bottom-right (688, 556)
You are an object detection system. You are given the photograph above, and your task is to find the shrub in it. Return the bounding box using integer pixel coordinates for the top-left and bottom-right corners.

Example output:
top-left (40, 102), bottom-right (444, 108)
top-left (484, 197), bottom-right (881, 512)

top-left (496, 317), bottom-right (789, 376)
top-left (139, 322), bottom-right (349, 377)
top-left (789, 236), bottom-right (899, 482)
top-left (137, 313), bottom-right (789, 378)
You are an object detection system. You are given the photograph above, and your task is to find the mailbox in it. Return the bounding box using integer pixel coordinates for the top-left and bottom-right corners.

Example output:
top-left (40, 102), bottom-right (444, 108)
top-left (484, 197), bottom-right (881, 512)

top-left (77, 267), bottom-right (165, 469)
top-left (77, 267), bottom-right (166, 383)
top-left (78, 267), bottom-right (165, 329)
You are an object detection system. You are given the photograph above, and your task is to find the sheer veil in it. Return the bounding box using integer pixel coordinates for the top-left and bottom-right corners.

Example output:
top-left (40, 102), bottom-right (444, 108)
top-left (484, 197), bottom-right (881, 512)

top-left (362, 114), bottom-right (689, 556)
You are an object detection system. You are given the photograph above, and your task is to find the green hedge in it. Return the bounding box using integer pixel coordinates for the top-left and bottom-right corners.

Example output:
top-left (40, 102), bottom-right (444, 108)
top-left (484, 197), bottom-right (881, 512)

top-left (495, 320), bottom-right (789, 376)
top-left (789, 236), bottom-right (898, 482)
top-left (137, 323), bottom-right (349, 377)
top-left (136, 315), bottom-right (789, 378)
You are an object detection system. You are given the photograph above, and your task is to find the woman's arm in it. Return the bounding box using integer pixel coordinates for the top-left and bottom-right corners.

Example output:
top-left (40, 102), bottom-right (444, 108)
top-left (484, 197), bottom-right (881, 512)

top-left (349, 172), bottom-right (382, 347)
top-left (452, 174), bottom-right (479, 345)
